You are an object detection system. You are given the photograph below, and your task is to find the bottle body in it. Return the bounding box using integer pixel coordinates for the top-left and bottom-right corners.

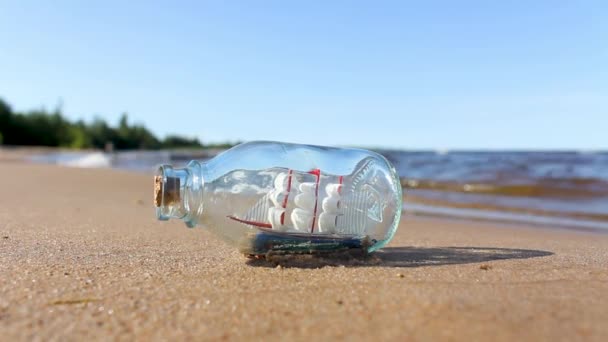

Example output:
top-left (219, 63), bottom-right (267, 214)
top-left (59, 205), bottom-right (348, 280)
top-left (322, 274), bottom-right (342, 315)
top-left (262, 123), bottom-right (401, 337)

top-left (155, 141), bottom-right (402, 255)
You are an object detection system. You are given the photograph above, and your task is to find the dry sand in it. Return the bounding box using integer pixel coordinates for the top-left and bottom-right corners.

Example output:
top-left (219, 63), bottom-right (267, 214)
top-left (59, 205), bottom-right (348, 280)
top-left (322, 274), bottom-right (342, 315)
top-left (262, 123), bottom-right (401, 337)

top-left (1, 163), bottom-right (607, 341)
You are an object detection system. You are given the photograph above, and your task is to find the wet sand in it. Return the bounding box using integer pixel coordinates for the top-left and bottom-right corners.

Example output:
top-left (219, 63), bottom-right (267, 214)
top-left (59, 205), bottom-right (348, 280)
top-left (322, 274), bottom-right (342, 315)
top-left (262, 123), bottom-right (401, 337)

top-left (1, 163), bottom-right (607, 341)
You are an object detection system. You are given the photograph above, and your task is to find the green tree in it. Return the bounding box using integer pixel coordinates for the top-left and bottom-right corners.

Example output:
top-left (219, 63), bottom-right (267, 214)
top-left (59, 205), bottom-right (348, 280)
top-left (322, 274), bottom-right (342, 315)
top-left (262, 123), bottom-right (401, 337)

top-left (0, 98), bottom-right (13, 144)
top-left (68, 120), bottom-right (92, 149)
top-left (86, 117), bottom-right (115, 149)
top-left (0, 96), bottom-right (234, 150)
top-left (162, 135), bottom-right (203, 149)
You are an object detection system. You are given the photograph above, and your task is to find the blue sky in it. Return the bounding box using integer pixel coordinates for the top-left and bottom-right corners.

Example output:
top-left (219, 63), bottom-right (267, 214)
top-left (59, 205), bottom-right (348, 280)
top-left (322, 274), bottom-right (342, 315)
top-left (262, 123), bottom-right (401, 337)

top-left (1, 1), bottom-right (606, 149)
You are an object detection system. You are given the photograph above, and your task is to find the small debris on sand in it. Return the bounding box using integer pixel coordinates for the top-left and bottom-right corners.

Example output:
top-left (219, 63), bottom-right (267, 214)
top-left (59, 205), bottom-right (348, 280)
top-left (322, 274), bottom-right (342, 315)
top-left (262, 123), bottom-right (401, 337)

top-left (479, 264), bottom-right (493, 270)
top-left (50, 298), bottom-right (100, 305)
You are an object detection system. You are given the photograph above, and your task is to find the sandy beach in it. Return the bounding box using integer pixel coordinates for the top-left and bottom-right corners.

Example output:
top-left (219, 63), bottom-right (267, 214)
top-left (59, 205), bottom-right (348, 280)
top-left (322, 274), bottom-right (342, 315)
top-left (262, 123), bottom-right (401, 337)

top-left (1, 162), bottom-right (607, 341)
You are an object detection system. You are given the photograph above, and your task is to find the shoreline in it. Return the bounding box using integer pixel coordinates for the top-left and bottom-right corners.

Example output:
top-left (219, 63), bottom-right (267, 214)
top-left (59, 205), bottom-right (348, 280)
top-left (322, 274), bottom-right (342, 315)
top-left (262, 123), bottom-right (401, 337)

top-left (1, 162), bottom-right (608, 340)
top-left (407, 203), bottom-right (608, 234)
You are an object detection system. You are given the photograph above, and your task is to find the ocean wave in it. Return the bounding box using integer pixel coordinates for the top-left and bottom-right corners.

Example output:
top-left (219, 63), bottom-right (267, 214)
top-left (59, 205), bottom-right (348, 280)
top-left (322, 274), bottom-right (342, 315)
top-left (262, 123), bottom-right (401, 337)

top-left (400, 177), bottom-right (608, 199)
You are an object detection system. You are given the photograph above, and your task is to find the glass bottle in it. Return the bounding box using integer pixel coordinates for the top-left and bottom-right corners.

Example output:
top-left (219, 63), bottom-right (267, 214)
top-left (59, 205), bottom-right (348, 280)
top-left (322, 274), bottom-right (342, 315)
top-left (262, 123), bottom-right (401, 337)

top-left (154, 141), bottom-right (402, 255)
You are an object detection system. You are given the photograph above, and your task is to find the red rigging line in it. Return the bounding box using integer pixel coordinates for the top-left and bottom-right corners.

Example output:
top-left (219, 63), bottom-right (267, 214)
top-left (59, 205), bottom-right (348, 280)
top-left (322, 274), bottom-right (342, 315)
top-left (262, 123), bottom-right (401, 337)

top-left (227, 215), bottom-right (272, 229)
top-left (280, 169), bottom-right (293, 225)
top-left (309, 169), bottom-right (321, 233)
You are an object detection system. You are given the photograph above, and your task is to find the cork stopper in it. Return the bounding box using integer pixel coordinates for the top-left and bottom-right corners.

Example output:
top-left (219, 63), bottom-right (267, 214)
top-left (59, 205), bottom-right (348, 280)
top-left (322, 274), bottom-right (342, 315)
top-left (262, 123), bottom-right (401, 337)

top-left (154, 175), bottom-right (163, 207)
top-left (154, 175), bottom-right (181, 207)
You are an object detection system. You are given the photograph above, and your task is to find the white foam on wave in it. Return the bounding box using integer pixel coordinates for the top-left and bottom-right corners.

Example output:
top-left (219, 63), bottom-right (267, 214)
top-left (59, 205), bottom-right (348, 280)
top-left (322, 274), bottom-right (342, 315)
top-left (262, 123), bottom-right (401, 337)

top-left (61, 152), bottom-right (112, 168)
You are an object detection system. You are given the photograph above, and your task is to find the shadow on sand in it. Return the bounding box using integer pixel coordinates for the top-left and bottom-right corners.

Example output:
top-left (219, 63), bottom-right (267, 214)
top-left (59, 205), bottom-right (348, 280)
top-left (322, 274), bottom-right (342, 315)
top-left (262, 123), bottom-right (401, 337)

top-left (246, 246), bottom-right (553, 269)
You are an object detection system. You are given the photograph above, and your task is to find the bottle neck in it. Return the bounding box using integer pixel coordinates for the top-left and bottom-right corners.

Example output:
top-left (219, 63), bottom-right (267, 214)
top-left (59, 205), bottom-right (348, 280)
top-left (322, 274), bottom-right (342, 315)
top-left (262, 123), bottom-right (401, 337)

top-left (155, 161), bottom-right (207, 226)
top-left (154, 165), bottom-right (190, 221)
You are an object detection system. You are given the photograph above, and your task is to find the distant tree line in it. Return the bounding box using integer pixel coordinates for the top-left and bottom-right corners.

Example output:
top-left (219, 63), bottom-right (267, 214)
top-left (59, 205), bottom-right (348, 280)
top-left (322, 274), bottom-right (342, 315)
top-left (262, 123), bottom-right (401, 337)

top-left (0, 98), bottom-right (234, 150)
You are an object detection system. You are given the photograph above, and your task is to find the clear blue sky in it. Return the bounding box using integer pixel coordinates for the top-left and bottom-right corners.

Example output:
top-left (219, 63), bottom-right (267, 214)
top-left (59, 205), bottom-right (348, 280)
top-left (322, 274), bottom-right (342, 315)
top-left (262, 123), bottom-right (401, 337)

top-left (1, 1), bottom-right (606, 150)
